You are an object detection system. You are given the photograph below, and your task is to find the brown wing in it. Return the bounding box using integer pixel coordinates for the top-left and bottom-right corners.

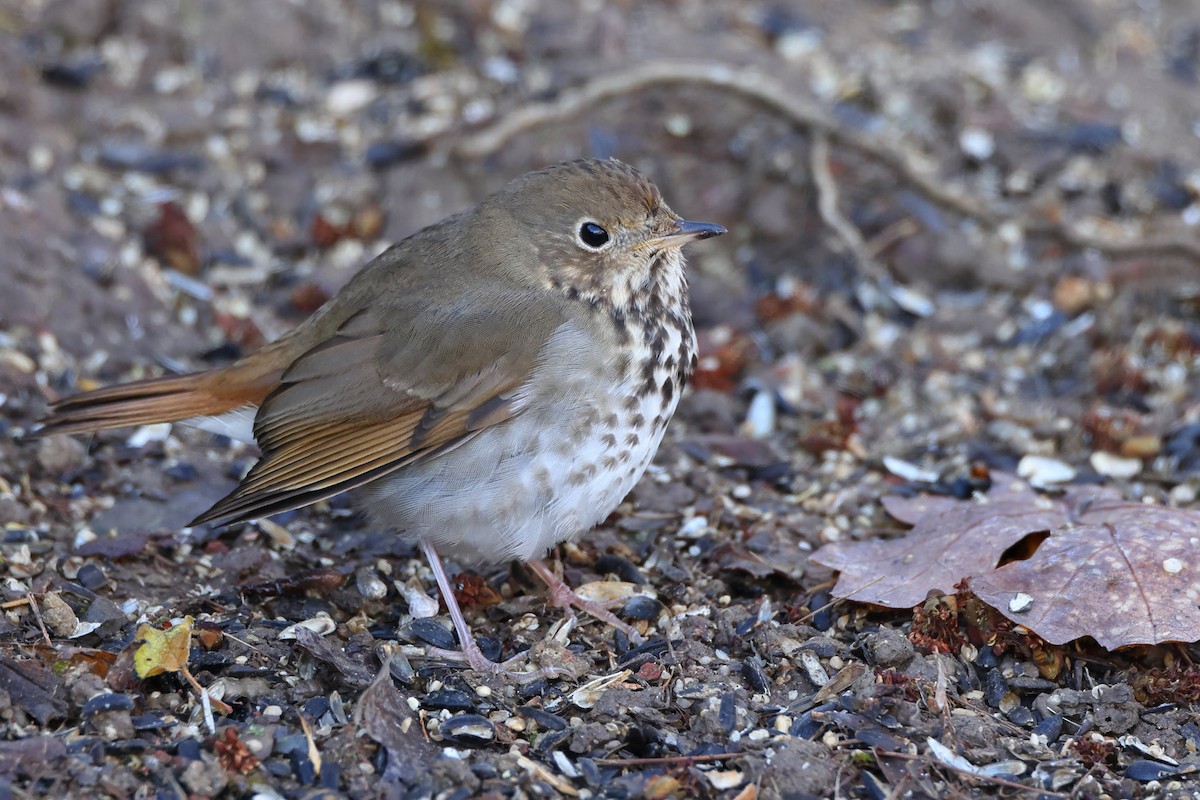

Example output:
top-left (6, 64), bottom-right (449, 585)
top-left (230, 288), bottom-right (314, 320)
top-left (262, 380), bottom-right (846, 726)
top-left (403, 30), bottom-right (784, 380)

top-left (191, 293), bottom-right (568, 527)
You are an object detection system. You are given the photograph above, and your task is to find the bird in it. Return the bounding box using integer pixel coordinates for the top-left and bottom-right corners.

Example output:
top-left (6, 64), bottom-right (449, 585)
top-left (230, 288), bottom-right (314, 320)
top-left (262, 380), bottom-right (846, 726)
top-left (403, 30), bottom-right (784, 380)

top-left (35, 158), bottom-right (726, 677)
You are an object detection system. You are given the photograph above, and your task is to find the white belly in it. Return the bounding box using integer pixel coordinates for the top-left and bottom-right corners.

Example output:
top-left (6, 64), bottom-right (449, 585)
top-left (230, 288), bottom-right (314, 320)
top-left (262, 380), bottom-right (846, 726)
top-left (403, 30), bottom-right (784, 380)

top-left (362, 317), bottom-right (688, 565)
top-left (363, 369), bottom-right (677, 564)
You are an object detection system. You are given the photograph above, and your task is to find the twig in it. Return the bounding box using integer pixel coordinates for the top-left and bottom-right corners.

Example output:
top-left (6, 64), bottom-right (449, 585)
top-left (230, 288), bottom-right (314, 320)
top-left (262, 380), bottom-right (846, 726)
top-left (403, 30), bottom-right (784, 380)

top-left (453, 59), bottom-right (1200, 264)
top-left (25, 592), bottom-right (51, 646)
top-left (181, 665), bottom-right (229, 732)
top-left (866, 218), bottom-right (920, 259)
top-left (452, 60), bottom-right (989, 219)
top-left (810, 130), bottom-right (893, 292)
top-left (877, 749), bottom-right (1068, 797)
top-left (1024, 218), bottom-right (1200, 263)
top-left (299, 713), bottom-right (323, 776)
top-left (812, 132), bottom-right (870, 263)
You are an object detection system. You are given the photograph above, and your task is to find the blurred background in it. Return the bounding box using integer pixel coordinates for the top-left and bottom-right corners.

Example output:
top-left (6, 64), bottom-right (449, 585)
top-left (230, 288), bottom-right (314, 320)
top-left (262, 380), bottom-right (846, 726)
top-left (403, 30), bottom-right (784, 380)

top-left (5, 1), bottom-right (1200, 388)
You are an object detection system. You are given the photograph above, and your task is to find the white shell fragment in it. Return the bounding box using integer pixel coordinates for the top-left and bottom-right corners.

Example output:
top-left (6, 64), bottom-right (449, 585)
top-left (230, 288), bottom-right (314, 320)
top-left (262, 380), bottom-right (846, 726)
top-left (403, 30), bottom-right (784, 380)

top-left (1162, 558), bottom-right (1185, 575)
top-left (279, 614), bottom-right (336, 639)
top-left (1008, 593), bottom-right (1034, 613)
top-left (741, 390), bottom-right (776, 439)
top-left (799, 650), bottom-right (829, 687)
top-left (325, 79), bottom-right (378, 115)
top-left (926, 737), bottom-right (979, 773)
top-left (572, 580), bottom-right (652, 607)
top-left (889, 283), bottom-right (936, 317)
top-left (1017, 455), bottom-right (1076, 489)
top-left (126, 423), bottom-right (172, 448)
top-left (1118, 734), bottom-right (1180, 765)
top-left (1089, 451), bottom-right (1141, 479)
top-left (882, 456), bottom-right (939, 484)
top-left (402, 580), bottom-right (440, 619)
top-left (69, 621), bottom-right (104, 639)
top-left (569, 669), bottom-right (632, 709)
top-left (959, 127), bottom-right (996, 160)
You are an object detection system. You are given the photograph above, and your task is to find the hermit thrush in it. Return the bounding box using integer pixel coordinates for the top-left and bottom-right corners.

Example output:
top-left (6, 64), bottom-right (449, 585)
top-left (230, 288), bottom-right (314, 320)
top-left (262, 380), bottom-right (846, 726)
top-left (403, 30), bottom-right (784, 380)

top-left (37, 159), bottom-right (725, 677)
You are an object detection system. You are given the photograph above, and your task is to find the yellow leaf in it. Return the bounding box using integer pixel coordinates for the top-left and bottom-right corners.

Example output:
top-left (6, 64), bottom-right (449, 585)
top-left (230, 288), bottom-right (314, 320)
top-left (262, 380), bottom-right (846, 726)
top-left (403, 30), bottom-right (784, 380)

top-left (134, 616), bottom-right (194, 679)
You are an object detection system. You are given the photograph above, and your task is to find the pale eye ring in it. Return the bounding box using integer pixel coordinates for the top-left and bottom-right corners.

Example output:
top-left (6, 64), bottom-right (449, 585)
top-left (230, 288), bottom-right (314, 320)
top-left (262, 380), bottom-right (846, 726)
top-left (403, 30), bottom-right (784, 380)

top-left (576, 220), bottom-right (611, 251)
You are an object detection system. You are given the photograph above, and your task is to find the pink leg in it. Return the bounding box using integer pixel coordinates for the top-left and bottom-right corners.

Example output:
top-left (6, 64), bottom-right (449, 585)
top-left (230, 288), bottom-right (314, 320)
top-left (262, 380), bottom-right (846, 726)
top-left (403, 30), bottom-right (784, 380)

top-left (527, 558), bottom-right (643, 644)
top-left (420, 542), bottom-right (573, 681)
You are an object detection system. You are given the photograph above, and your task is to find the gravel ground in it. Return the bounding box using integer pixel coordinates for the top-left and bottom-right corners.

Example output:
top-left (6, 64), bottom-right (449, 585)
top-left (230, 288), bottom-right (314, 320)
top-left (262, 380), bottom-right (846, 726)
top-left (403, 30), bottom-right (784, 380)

top-left (4, 1), bottom-right (1200, 798)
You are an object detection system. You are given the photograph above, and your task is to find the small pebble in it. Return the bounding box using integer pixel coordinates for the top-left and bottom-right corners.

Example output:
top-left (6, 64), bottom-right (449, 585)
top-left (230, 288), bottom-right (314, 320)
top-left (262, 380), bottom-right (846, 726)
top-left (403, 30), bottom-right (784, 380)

top-left (1017, 455), bottom-right (1076, 488)
top-left (326, 79), bottom-right (378, 115)
top-left (37, 435), bottom-right (85, 474)
top-left (959, 127), bottom-right (996, 160)
top-left (1090, 451), bottom-right (1141, 479)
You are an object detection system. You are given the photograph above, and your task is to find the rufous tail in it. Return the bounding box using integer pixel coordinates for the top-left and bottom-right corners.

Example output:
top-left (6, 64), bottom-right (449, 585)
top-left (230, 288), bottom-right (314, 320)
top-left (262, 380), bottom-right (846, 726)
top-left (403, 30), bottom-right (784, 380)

top-left (36, 361), bottom-right (280, 437)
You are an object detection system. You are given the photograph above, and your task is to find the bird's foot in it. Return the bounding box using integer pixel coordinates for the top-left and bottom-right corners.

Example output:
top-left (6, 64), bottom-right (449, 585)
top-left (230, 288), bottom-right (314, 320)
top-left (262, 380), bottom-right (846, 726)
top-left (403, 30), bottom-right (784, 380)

top-left (420, 541), bottom-right (580, 682)
top-left (527, 558), bottom-right (644, 645)
top-left (423, 640), bottom-right (576, 683)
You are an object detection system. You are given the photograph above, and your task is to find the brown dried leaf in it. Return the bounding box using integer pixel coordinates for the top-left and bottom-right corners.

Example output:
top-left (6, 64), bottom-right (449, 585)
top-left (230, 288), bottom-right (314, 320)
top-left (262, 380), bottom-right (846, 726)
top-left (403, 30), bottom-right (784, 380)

top-left (75, 529), bottom-right (152, 559)
top-left (812, 474), bottom-right (1064, 607)
top-left (143, 201), bottom-right (200, 275)
top-left (293, 625), bottom-right (374, 688)
top-left (813, 474), bottom-right (1200, 648)
top-left (971, 498), bottom-right (1200, 648)
top-left (355, 658), bottom-right (438, 784)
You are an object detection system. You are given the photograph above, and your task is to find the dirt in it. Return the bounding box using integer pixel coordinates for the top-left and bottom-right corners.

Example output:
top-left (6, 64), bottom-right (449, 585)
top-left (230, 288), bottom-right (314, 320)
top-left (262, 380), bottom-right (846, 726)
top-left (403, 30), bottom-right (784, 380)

top-left (4, 0), bottom-right (1200, 798)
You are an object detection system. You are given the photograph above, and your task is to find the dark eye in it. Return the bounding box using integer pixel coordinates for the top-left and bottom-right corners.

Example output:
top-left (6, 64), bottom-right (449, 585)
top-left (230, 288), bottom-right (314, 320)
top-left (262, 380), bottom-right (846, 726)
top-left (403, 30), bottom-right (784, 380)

top-left (577, 221), bottom-right (610, 249)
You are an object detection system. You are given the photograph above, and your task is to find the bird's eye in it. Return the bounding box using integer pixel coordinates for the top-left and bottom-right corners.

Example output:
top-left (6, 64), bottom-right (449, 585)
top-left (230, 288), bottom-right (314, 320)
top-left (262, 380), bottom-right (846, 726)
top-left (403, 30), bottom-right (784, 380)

top-left (577, 221), bottom-right (610, 250)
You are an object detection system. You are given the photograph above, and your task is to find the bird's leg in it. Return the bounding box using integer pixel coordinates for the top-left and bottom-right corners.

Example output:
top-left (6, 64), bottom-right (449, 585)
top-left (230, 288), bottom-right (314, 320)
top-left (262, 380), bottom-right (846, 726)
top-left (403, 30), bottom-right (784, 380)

top-left (420, 542), bottom-right (573, 682)
top-left (527, 558), bottom-right (643, 645)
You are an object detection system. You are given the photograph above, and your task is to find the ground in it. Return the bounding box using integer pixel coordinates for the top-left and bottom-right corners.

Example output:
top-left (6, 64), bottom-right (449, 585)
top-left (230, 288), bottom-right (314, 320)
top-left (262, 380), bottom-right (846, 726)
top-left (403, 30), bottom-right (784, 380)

top-left (3, 0), bottom-right (1200, 798)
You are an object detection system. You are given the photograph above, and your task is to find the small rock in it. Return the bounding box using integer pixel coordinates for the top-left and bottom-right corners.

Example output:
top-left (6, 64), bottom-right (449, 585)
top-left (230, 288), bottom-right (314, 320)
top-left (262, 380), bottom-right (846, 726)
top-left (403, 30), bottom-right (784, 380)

top-left (181, 756), bottom-right (230, 797)
top-left (39, 592), bottom-right (79, 638)
top-left (1089, 451), bottom-right (1141, 479)
top-left (863, 627), bottom-right (914, 668)
top-left (1120, 435), bottom-right (1162, 459)
top-left (37, 434), bottom-right (85, 474)
top-left (758, 738), bottom-right (837, 796)
top-left (88, 708), bottom-right (136, 740)
top-left (1017, 455), bottom-right (1076, 488)
top-left (326, 79), bottom-right (377, 115)
top-left (741, 390), bottom-right (775, 439)
top-left (1053, 275), bottom-right (1096, 315)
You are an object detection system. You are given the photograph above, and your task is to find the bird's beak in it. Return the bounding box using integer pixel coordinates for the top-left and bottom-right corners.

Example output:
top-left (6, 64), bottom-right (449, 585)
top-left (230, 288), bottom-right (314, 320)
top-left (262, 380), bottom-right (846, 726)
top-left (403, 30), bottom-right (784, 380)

top-left (648, 219), bottom-right (727, 248)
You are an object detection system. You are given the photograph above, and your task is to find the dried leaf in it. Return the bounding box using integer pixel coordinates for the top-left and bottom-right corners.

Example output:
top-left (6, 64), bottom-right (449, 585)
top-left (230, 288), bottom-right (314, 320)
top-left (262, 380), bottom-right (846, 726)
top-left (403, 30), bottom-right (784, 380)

top-left (75, 529), bottom-right (152, 559)
top-left (134, 616), bottom-right (193, 679)
top-left (355, 659), bottom-right (438, 784)
top-left (814, 474), bottom-right (1200, 648)
top-left (813, 474), bottom-right (1062, 607)
top-left (293, 625), bottom-right (374, 688)
top-left (971, 498), bottom-right (1200, 647)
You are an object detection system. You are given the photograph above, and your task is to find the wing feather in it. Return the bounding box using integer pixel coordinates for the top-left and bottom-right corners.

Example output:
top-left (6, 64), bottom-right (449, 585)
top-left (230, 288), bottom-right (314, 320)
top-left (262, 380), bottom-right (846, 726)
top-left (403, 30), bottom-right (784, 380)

top-left (191, 289), bottom-right (568, 527)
